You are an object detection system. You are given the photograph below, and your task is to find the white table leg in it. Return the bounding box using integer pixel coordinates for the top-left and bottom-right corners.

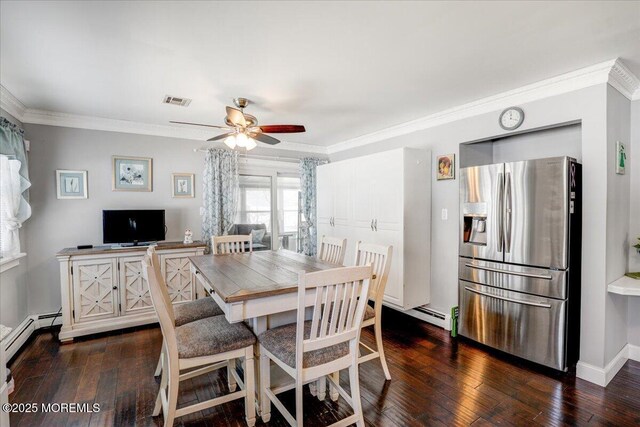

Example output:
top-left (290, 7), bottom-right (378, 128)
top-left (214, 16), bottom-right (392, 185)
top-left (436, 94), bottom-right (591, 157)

top-left (251, 316), bottom-right (268, 418)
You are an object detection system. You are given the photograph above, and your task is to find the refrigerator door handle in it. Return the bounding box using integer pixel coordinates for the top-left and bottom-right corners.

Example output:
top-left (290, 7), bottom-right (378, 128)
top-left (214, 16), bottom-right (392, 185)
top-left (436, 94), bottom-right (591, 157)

top-left (464, 286), bottom-right (552, 308)
top-left (497, 173), bottom-right (504, 253)
top-left (504, 171), bottom-right (512, 253)
top-left (464, 262), bottom-right (553, 280)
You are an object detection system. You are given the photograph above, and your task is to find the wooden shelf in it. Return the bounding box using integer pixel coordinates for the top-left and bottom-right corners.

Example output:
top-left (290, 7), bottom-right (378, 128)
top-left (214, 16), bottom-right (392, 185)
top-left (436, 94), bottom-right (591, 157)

top-left (608, 275), bottom-right (640, 296)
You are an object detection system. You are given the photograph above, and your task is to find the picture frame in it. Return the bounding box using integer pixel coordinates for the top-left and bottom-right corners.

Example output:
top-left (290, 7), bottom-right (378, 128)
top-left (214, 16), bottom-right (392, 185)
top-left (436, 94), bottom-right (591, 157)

top-left (616, 141), bottom-right (626, 175)
top-left (172, 173), bottom-right (195, 198)
top-left (112, 156), bottom-right (153, 191)
top-left (437, 154), bottom-right (455, 180)
top-left (56, 170), bottom-right (88, 199)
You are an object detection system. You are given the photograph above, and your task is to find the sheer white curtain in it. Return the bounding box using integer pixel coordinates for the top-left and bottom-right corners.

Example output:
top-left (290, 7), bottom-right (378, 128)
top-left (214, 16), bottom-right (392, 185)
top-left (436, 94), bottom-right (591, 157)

top-left (0, 154), bottom-right (31, 256)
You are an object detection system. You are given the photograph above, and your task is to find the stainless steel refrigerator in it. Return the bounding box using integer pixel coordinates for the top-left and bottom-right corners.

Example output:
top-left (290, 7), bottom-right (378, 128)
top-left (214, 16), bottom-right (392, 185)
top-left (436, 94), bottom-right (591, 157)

top-left (458, 156), bottom-right (581, 371)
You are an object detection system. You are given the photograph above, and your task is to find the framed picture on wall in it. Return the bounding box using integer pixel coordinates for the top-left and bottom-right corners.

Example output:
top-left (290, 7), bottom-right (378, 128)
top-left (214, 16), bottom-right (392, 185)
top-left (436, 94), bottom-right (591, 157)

top-left (112, 156), bottom-right (152, 191)
top-left (172, 173), bottom-right (195, 198)
top-left (56, 170), bottom-right (88, 199)
top-left (437, 154), bottom-right (455, 180)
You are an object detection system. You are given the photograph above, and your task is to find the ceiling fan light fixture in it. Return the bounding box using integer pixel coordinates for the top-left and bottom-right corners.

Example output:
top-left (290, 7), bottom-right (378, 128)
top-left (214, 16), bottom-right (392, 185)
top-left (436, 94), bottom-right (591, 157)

top-left (223, 135), bottom-right (237, 149)
top-left (245, 137), bottom-right (257, 151)
top-left (235, 133), bottom-right (248, 148)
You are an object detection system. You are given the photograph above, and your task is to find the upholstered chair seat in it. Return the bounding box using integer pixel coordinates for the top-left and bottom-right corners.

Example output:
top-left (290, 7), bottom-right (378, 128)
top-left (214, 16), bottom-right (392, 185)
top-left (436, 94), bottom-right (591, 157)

top-left (176, 315), bottom-right (256, 359)
top-left (258, 321), bottom-right (348, 369)
top-left (174, 298), bottom-right (224, 327)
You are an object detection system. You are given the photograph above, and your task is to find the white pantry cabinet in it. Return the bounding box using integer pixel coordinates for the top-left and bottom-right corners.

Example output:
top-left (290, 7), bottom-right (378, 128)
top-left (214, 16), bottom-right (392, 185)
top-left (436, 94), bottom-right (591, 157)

top-left (57, 242), bottom-right (206, 342)
top-left (317, 147), bottom-right (431, 310)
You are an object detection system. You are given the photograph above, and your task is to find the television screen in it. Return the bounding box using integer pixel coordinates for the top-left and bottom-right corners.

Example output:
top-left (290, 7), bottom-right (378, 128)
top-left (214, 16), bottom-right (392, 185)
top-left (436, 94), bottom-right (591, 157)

top-left (103, 210), bottom-right (166, 244)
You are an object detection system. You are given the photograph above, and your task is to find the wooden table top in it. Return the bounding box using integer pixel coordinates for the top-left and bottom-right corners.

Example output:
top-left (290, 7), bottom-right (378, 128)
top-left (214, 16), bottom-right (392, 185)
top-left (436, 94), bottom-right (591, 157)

top-left (189, 250), bottom-right (341, 303)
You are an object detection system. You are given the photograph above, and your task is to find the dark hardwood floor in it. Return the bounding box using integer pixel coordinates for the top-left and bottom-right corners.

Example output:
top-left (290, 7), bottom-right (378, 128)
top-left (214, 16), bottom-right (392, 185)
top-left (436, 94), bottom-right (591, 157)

top-left (8, 308), bottom-right (640, 426)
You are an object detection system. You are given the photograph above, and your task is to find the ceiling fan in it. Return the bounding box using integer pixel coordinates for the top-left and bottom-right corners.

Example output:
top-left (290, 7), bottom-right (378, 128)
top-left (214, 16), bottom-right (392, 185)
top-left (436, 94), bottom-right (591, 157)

top-left (170, 98), bottom-right (305, 151)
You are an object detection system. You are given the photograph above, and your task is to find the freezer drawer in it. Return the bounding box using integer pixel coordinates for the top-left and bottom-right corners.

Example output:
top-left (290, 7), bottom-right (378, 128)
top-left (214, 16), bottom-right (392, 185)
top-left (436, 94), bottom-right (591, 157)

top-left (459, 280), bottom-right (568, 371)
top-left (459, 258), bottom-right (568, 299)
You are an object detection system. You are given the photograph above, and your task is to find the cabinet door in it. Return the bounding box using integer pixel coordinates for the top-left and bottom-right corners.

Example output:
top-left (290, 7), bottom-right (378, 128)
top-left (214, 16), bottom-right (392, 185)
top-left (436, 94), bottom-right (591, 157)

top-left (119, 256), bottom-right (154, 315)
top-left (352, 158), bottom-right (375, 229)
top-left (72, 259), bottom-right (118, 323)
top-left (333, 163), bottom-right (351, 226)
top-left (316, 163), bottom-right (334, 225)
top-left (372, 151), bottom-right (403, 231)
top-left (374, 229), bottom-right (403, 307)
top-left (160, 254), bottom-right (194, 304)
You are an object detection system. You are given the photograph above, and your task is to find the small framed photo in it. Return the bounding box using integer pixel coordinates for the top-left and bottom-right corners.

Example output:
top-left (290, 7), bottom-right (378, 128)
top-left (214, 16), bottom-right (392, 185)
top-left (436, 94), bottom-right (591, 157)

top-left (616, 141), bottom-right (626, 175)
top-left (172, 173), bottom-right (194, 198)
top-left (437, 154), bottom-right (455, 180)
top-left (56, 170), bottom-right (88, 199)
top-left (112, 156), bottom-right (152, 191)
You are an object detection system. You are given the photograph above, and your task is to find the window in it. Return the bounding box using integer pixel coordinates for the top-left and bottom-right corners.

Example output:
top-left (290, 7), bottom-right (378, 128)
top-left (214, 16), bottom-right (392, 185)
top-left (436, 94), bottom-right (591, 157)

top-left (236, 175), bottom-right (272, 250)
top-left (0, 154), bottom-right (22, 257)
top-left (277, 176), bottom-right (301, 251)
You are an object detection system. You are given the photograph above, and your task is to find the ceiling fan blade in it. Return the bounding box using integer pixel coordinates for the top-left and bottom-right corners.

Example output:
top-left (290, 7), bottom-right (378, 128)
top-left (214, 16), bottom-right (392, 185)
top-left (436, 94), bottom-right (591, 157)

top-left (258, 125), bottom-right (306, 133)
top-left (207, 133), bottom-right (234, 142)
top-left (226, 106), bottom-right (247, 127)
top-left (251, 133), bottom-right (281, 145)
top-left (170, 121), bottom-right (230, 130)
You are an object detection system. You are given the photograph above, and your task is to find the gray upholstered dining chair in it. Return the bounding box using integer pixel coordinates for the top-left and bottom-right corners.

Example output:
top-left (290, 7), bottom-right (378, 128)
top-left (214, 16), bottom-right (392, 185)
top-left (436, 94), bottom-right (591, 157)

top-left (257, 264), bottom-right (373, 427)
top-left (150, 245), bottom-right (224, 377)
top-left (142, 248), bottom-right (257, 427)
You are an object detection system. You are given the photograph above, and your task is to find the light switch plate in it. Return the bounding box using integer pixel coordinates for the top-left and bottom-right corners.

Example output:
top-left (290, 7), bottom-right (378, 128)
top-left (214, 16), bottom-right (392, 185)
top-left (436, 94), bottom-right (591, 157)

top-left (441, 208), bottom-right (448, 220)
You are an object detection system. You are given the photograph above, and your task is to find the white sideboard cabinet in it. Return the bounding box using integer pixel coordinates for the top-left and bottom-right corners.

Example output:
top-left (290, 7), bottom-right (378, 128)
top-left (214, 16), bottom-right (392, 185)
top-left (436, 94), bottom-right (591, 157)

top-left (57, 241), bottom-right (206, 342)
top-left (317, 147), bottom-right (431, 310)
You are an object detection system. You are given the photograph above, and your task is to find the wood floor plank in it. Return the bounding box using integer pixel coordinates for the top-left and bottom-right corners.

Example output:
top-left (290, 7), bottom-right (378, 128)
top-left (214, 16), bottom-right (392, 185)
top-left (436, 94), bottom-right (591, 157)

top-left (6, 310), bottom-right (640, 427)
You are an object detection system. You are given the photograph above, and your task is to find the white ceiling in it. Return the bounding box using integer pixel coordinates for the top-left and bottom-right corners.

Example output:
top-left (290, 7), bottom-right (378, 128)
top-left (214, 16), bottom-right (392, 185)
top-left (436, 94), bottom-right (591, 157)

top-left (1, 1), bottom-right (639, 148)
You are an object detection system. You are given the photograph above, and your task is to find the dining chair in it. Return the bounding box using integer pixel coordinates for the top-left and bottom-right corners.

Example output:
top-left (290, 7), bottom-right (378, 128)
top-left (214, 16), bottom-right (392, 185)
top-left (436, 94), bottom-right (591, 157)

top-left (148, 246), bottom-right (224, 377)
top-left (354, 242), bottom-right (394, 378)
top-left (258, 264), bottom-right (373, 427)
top-left (212, 234), bottom-right (253, 254)
top-left (318, 235), bottom-right (347, 265)
top-left (142, 250), bottom-right (257, 427)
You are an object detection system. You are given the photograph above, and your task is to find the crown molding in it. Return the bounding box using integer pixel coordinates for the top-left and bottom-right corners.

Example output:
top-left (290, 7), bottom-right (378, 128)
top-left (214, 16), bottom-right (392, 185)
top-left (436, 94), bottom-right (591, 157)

top-left (609, 59), bottom-right (640, 100)
top-left (0, 84), bottom-right (27, 121)
top-left (327, 58), bottom-right (638, 154)
top-left (0, 85), bottom-right (327, 155)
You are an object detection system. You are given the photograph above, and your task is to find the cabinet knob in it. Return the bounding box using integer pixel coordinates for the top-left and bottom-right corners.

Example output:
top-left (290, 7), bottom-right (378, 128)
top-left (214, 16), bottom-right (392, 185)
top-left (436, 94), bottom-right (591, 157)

top-left (112, 286), bottom-right (117, 290)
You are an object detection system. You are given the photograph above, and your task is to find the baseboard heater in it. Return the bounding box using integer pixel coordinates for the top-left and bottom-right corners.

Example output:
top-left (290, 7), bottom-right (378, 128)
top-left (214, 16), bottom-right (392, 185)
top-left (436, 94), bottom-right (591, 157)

top-left (414, 306), bottom-right (447, 320)
top-left (4, 318), bottom-right (34, 353)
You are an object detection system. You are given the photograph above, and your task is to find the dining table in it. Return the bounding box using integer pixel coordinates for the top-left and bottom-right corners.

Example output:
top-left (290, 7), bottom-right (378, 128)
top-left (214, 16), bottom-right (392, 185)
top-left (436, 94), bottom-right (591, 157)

top-left (188, 249), bottom-right (343, 415)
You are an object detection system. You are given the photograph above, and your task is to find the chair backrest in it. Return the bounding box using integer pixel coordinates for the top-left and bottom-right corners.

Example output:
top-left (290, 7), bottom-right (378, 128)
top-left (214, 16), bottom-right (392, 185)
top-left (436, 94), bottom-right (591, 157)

top-left (141, 250), bottom-right (177, 344)
top-left (318, 235), bottom-right (347, 265)
top-left (212, 235), bottom-right (253, 255)
top-left (296, 264), bottom-right (372, 369)
top-left (354, 241), bottom-right (393, 302)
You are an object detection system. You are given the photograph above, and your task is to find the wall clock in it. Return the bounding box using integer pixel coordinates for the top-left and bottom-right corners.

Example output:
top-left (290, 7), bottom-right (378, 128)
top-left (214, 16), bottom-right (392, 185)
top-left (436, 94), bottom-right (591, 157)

top-left (499, 107), bottom-right (524, 130)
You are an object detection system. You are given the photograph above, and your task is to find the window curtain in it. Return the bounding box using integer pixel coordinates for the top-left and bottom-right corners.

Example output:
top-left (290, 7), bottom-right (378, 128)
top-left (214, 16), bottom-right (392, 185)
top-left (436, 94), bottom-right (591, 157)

top-left (0, 118), bottom-right (31, 256)
top-left (299, 157), bottom-right (327, 256)
top-left (201, 148), bottom-right (239, 247)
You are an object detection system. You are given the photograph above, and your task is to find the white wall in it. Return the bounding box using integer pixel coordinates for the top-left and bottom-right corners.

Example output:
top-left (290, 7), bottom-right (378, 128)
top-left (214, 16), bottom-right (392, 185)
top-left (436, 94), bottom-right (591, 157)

top-left (0, 108), bottom-right (29, 330)
top-left (628, 99), bottom-right (640, 347)
top-left (22, 125), bottom-right (208, 315)
top-left (331, 84), bottom-right (622, 371)
top-left (603, 87), bottom-right (631, 363)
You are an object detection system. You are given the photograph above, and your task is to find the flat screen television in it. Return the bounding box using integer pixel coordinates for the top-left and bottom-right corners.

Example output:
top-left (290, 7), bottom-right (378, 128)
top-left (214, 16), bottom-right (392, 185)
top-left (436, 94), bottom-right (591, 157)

top-left (103, 210), bottom-right (166, 245)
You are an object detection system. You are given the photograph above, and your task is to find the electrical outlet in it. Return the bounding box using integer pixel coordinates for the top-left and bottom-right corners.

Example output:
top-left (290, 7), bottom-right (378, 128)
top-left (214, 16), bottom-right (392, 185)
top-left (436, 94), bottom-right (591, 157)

top-left (441, 208), bottom-right (448, 220)
top-left (199, 207), bottom-right (205, 216)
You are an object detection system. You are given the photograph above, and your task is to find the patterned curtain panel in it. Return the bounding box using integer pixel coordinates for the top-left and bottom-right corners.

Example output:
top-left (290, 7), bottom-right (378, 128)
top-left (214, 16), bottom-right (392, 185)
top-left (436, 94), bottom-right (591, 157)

top-left (299, 157), bottom-right (328, 256)
top-left (0, 118), bottom-right (31, 255)
top-left (201, 148), bottom-right (239, 246)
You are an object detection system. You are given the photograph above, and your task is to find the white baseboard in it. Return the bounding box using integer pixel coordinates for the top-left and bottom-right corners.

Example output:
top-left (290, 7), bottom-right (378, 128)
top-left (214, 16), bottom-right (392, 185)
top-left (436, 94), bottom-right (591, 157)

top-left (2, 312), bottom-right (63, 361)
top-left (629, 344), bottom-right (640, 361)
top-left (576, 344), bottom-right (638, 387)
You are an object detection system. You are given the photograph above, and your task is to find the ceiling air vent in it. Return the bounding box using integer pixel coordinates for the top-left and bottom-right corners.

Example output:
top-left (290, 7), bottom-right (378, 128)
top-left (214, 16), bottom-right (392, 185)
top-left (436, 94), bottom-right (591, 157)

top-left (162, 95), bottom-right (192, 107)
